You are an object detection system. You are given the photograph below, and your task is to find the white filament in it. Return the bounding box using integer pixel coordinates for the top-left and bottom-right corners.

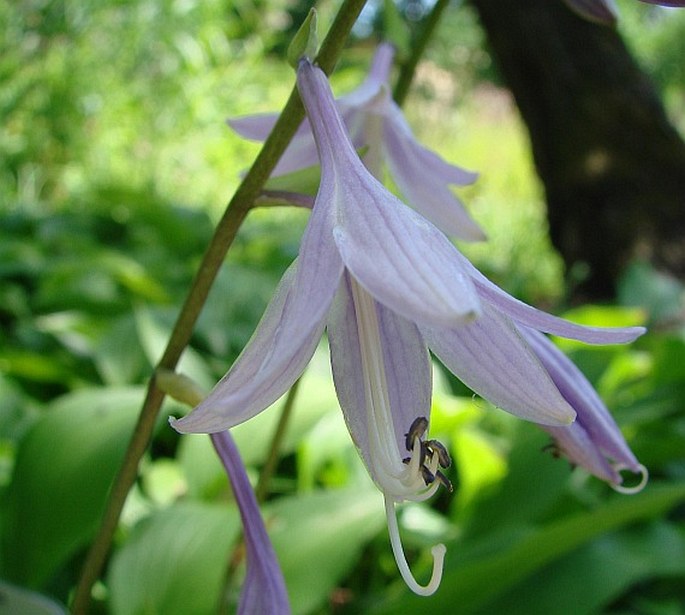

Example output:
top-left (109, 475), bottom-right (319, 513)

top-left (350, 277), bottom-right (446, 595)
top-left (611, 463), bottom-right (649, 495)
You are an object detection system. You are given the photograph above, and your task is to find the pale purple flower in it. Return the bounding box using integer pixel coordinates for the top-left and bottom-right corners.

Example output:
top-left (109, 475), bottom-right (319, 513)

top-left (564, 0), bottom-right (685, 24)
top-left (521, 328), bottom-right (647, 491)
top-left (211, 431), bottom-right (290, 615)
top-left (173, 58), bottom-right (645, 595)
top-left (229, 43), bottom-right (485, 242)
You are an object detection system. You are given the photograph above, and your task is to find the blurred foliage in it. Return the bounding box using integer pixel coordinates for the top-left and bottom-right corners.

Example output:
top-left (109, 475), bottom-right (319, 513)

top-left (1, 0), bottom-right (685, 614)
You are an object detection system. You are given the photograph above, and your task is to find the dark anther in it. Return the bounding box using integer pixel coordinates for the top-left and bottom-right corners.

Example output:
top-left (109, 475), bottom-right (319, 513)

top-left (435, 470), bottom-right (453, 493)
top-left (425, 439), bottom-right (451, 468)
top-left (542, 442), bottom-right (561, 459)
top-left (420, 465), bottom-right (436, 485)
top-left (404, 416), bottom-right (428, 451)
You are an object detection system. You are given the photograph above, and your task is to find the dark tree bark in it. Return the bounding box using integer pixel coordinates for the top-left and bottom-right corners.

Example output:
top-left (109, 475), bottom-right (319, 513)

top-left (469, 0), bottom-right (685, 300)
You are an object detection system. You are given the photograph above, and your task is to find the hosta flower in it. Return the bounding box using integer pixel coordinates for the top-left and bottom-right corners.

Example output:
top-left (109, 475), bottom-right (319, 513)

top-left (173, 58), bottom-right (645, 595)
top-left (229, 43), bottom-right (484, 242)
top-left (522, 328), bottom-right (647, 491)
top-left (211, 432), bottom-right (290, 615)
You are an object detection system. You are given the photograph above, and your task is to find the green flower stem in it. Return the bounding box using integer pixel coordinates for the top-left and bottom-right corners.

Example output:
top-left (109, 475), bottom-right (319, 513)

top-left (71, 2), bottom-right (368, 613)
top-left (255, 376), bottom-right (303, 502)
top-left (392, 0), bottom-right (450, 106)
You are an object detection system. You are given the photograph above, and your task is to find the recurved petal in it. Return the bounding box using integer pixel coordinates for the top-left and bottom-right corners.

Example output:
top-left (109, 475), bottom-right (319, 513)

top-left (228, 113), bottom-right (279, 141)
top-left (211, 432), bottom-right (290, 615)
top-left (383, 117), bottom-right (485, 241)
top-left (327, 273), bottom-right (432, 484)
top-left (384, 102), bottom-right (479, 186)
top-left (331, 170), bottom-right (480, 329)
top-left (456, 252), bottom-right (646, 344)
top-left (521, 327), bottom-right (641, 471)
top-left (420, 302), bottom-right (576, 426)
top-left (542, 423), bottom-right (620, 484)
top-left (173, 204), bottom-right (344, 434)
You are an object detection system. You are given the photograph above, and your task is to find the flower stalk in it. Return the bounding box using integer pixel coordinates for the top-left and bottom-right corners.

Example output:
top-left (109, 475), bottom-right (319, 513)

top-left (70, 2), bottom-right (369, 612)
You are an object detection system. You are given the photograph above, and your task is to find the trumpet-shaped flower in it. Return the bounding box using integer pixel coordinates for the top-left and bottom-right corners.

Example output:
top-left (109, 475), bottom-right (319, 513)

top-left (229, 43), bottom-right (484, 242)
top-left (173, 59), bottom-right (645, 595)
top-left (211, 431), bottom-right (290, 615)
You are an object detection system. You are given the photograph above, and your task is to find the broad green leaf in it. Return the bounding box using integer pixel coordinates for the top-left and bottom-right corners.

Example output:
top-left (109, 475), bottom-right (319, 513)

top-left (482, 522), bottom-right (685, 614)
top-left (370, 483), bottom-right (685, 614)
top-left (108, 501), bottom-right (240, 615)
top-left (268, 488), bottom-right (385, 615)
top-left (2, 387), bottom-right (146, 587)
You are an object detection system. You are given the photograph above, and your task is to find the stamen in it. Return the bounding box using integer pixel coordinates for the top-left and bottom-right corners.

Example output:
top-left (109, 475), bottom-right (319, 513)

top-left (435, 470), bottom-right (453, 493)
top-left (611, 463), bottom-right (649, 494)
top-left (425, 439), bottom-right (451, 468)
top-left (405, 417), bottom-right (428, 451)
top-left (384, 495), bottom-right (446, 596)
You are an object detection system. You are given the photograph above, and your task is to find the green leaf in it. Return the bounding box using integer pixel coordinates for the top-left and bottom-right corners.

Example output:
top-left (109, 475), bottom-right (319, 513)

top-left (108, 501), bottom-right (240, 615)
top-left (370, 483), bottom-right (685, 614)
top-left (268, 488), bottom-right (385, 615)
top-left (482, 522), bottom-right (685, 615)
top-left (2, 387), bottom-right (146, 587)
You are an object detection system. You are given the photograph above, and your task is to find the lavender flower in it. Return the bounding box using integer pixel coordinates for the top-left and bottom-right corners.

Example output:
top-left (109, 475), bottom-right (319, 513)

top-left (211, 432), bottom-right (290, 615)
top-left (229, 43), bottom-right (485, 242)
top-left (522, 328), bottom-right (647, 491)
top-left (173, 58), bottom-right (645, 595)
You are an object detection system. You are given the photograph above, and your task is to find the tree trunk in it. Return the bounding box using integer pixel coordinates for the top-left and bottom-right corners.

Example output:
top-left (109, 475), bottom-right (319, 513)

top-left (469, 0), bottom-right (685, 300)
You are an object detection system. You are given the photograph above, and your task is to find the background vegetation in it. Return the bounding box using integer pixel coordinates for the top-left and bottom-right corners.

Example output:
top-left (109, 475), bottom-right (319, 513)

top-left (1, 1), bottom-right (684, 613)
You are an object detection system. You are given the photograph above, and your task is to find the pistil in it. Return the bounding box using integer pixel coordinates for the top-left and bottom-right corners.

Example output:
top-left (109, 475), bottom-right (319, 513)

top-left (349, 276), bottom-right (450, 595)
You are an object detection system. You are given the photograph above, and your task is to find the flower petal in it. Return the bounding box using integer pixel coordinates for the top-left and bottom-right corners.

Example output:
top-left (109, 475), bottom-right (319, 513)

top-left (173, 202), bottom-right (344, 433)
top-left (332, 183), bottom-right (481, 329)
top-left (383, 116), bottom-right (485, 241)
top-left (327, 273), bottom-right (432, 485)
top-left (297, 59), bottom-right (481, 329)
top-left (542, 423), bottom-right (620, 484)
top-left (521, 327), bottom-right (641, 471)
top-left (210, 432), bottom-right (290, 615)
top-left (455, 252), bottom-right (646, 344)
top-left (228, 114), bottom-right (320, 176)
top-left (420, 302), bottom-right (577, 426)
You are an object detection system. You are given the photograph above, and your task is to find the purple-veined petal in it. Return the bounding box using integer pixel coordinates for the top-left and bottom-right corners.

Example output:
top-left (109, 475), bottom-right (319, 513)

top-left (337, 43), bottom-right (395, 110)
top-left (521, 326), bottom-right (641, 471)
top-left (542, 423), bottom-right (620, 484)
top-left (173, 200), bottom-right (344, 434)
top-left (228, 114), bottom-right (320, 176)
top-left (420, 302), bottom-right (577, 426)
top-left (327, 273), bottom-right (432, 484)
top-left (383, 115), bottom-right (485, 241)
top-left (454, 252), bottom-right (646, 344)
top-left (639, 0), bottom-right (685, 5)
top-left (384, 104), bottom-right (479, 187)
top-left (228, 113), bottom-right (279, 141)
top-left (210, 432), bottom-right (290, 615)
top-left (297, 59), bottom-right (481, 329)
top-left (332, 176), bottom-right (481, 329)
top-left (563, 0), bottom-right (618, 24)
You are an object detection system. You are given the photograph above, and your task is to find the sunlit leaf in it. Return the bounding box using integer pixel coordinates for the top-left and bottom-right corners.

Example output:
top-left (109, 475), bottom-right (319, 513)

top-left (108, 501), bottom-right (240, 615)
top-left (2, 387), bottom-right (146, 587)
